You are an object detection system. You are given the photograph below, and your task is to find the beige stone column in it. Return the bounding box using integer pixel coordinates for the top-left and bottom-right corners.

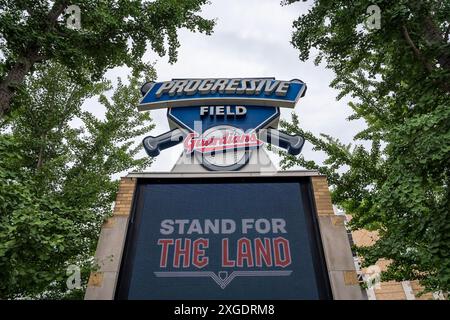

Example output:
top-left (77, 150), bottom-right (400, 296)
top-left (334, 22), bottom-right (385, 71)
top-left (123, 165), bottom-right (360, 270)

top-left (311, 176), bottom-right (366, 300)
top-left (84, 177), bottom-right (137, 300)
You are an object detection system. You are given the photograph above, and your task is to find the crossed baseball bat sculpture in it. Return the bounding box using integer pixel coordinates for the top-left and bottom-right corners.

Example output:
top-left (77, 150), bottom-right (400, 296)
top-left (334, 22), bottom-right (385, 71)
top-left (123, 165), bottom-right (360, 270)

top-left (143, 128), bottom-right (305, 157)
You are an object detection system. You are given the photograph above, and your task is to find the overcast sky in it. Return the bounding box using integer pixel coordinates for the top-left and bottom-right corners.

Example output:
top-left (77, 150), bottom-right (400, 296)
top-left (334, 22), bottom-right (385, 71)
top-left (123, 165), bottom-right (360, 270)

top-left (101, 0), bottom-right (368, 172)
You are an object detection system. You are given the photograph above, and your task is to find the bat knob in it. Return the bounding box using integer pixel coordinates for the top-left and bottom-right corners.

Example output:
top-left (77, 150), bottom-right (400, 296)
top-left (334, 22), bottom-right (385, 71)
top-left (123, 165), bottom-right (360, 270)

top-left (143, 136), bottom-right (161, 157)
top-left (287, 136), bottom-right (304, 155)
top-left (141, 81), bottom-right (155, 96)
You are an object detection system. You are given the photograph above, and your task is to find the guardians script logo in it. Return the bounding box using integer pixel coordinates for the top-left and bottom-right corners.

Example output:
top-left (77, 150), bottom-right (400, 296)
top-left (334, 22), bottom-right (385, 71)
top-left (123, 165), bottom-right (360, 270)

top-left (155, 218), bottom-right (293, 289)
top-left (183, 129), bottom-right (263, 154)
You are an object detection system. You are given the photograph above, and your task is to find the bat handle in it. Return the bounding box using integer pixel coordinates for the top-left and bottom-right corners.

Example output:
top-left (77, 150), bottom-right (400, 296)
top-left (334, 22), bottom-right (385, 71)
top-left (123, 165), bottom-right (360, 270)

top-left (143, 128), bottom-right (186, 157)
top-left (260, 128), bottom-right (305, 156)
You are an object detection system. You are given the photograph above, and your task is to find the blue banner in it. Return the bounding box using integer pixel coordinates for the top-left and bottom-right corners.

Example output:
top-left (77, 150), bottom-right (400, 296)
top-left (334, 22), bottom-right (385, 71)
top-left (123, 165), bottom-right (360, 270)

top-left (138, 78), bottom-right (306, 110)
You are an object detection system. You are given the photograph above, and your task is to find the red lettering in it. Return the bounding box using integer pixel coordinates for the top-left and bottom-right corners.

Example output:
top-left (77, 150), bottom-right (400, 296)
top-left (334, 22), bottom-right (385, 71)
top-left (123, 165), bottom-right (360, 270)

top-left (174, 238), bottom-right (191, 268)
top-left (237, 237), bottom-right (254, 267)
top-left (192, 238), bottom-right (209, 268)
top-left (273, 237), bottom-right (291, 267)
top-left (157, 239), bottom-right (174, 268)
top-left (254, 238), bottom-right (273, 267)
top-left (202, 137), bottom-right (214, 147)
top-left (222, 238), bottom-right (235, 267)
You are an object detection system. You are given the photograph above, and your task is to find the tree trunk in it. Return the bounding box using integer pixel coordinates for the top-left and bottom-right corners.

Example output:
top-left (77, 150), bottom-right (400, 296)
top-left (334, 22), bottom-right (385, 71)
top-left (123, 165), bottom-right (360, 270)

top-left (0, 1), bottom-right (68, 119)
top-left (0, 54), bottom-right (36, 118)
top-left (37, 134), bottom-right (47, 171)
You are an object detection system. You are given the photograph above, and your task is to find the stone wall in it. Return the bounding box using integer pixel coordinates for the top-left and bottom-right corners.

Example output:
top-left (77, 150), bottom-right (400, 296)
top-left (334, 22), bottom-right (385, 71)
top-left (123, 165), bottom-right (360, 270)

top-left (84, 177), bottom-right (137, 300)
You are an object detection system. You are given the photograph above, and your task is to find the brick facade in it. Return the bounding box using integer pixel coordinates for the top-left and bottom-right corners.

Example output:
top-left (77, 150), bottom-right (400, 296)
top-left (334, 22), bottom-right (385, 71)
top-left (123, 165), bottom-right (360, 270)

top-left (112, 177), bottom-right (137, 216)
top-left (313, 177), bottom-right (435, 300)
top-left (351, 229), bottom-right (434, 300)
top-left (311, 176), bottom-right (334, 215)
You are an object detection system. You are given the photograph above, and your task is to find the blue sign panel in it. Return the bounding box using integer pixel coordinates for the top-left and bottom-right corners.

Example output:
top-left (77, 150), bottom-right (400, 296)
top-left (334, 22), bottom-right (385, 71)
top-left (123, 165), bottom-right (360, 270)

top-left (116, 177), bottom-right (331, 300)
top-left (168, 106), bottom-right (280, 133)
top-left (138, 78), bottom-right (306, 110)
top-left (138, 77), bottom-right (307, 171)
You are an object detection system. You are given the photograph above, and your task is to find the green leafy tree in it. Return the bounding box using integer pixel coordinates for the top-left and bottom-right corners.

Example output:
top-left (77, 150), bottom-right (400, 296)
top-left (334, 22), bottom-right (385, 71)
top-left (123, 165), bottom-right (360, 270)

top-left (0, 62), bottom-right (155, 299)
top-left (0, 0), bottom-right (215, 117)
top-left (280, 0), bottom-right (450, 295)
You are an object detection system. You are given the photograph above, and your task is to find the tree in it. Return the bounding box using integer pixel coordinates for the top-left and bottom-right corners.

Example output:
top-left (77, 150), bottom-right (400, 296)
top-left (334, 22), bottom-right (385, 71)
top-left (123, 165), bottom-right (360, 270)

top-left (280, 0), bottom-right (450, 295)
top-left (0, 0), bottom-right (215, 118)
top-left (0, 61), bottom-right (154, 299)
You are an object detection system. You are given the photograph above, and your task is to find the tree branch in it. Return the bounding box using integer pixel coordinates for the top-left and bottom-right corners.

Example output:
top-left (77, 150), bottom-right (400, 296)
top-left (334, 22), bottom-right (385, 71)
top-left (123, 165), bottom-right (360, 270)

top-left (37, 133), bottom-right (46, 170)
top-left (401, 25), bottom-right (433, 73)
top-left (401, 24), bottom-right (450, 93)
top-left (47, 1), bottom-right (70, 29)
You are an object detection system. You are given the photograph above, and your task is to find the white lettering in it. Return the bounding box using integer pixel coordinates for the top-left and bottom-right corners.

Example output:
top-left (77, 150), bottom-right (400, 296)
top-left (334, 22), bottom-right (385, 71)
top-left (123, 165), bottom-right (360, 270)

top-left (221, 219), bottom-right (236, 234)
top-left (275, 81), bottom-right (290, 96)
top-left (255, 219), bottom-right (271, 234)
top-left (242, 219), bottom-right (254, 234)
top-left (160, 219), bottom-right (174, 235)
top-left (200, 106), bottom-right (209, 116)
top-left (160, 218), bottom-right (286, 235)
top-left (155, 81), bottom-right (174, 98)
top-left (187, 219), bottom-right (203, 234)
